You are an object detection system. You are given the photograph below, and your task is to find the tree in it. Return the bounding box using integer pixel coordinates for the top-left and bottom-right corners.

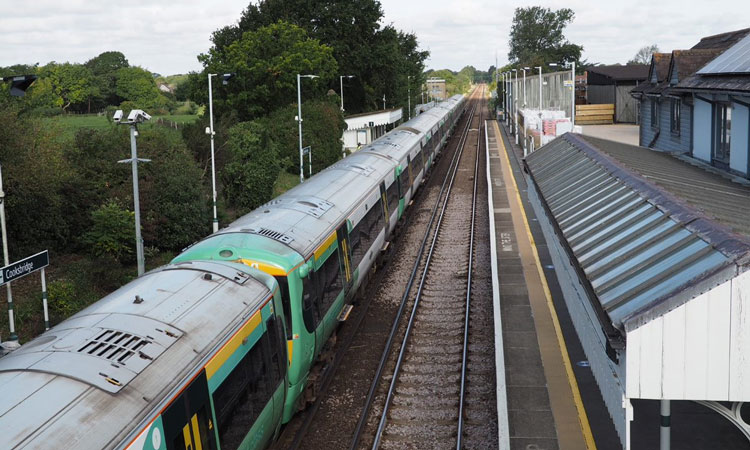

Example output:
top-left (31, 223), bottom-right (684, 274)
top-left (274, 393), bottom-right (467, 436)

top-left (205, 0), bottom-right (428, 115)
top-left (85, 51), bottom-right (130, 108)
top-left (82, 201), bottom-right (136, 263)
top-left (222, 121), bottom-right (281, 211)
top-left (115, 66), bottom-right (169, 112)
top-left (37, 62), bottom-right (97, 112)
top-left (629, 44), bottom-right (659, 65)
top-left (198, 21), bottom-right (338, 121)
top-left (508, 7), bottom-right (583, 69)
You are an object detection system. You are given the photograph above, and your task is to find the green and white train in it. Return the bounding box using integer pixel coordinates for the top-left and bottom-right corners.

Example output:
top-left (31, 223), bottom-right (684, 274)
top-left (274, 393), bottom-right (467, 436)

top-left (0, 94), bottom-right (465, 450)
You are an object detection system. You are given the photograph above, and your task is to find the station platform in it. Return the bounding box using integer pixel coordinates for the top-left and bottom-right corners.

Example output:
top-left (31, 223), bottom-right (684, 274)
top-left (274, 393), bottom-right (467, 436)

top-left (486, 118), bottom-right (750, 450)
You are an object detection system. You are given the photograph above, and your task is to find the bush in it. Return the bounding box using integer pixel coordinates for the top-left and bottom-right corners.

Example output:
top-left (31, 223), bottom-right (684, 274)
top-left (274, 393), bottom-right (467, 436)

top-left (222, 121), bottom-right (280, 212)
top-left (47, 279), bottom-right (80, 320)
top-left (82, 201), bottom-right (136, 263)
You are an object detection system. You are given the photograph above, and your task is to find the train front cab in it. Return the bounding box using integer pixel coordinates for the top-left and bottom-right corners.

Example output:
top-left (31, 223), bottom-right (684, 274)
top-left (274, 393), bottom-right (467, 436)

top-left (130, 283), bottom-right (287, 450)
top-left (172, 233), bottom-right (354, 423)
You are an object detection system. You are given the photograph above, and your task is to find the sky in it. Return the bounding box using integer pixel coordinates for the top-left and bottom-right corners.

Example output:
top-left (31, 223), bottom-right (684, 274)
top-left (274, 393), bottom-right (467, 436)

top-left (1, 0), bottom-right (748, 75)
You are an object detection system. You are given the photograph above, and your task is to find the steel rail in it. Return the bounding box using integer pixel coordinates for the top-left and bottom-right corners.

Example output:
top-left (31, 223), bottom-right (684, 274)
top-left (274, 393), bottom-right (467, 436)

top-left (282, 101), bottom-right (469, 450)
top-left (457, 85), bottom-right (484, 448)
top-left (368, 91), bottom-right (482, 450)
top-left (349, 92), bottom-right (480, 450)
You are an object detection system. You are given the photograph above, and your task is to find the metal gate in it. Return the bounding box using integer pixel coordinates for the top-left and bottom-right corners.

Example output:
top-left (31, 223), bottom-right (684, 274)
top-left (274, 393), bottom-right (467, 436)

top-left (615, 85), bottom-right (637, 123)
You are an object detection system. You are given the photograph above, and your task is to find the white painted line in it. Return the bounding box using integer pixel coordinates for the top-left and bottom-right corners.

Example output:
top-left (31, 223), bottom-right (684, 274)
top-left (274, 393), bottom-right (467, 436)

top-left (486, 120), bottom-right (511, 450)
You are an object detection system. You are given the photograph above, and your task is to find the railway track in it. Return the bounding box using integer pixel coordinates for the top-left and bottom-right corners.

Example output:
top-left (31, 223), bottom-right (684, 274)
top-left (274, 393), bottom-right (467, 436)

top-left (351, 87), bottom-right (496, 450)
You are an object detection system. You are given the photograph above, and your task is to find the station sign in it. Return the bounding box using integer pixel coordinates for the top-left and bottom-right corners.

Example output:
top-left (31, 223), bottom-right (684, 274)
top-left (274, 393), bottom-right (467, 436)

top-left (563, 80), bottom-right (574, 87)
top-left (0, 250), bottom-right (49, 286)
top-left (302, 146), bottom-right (311, 156)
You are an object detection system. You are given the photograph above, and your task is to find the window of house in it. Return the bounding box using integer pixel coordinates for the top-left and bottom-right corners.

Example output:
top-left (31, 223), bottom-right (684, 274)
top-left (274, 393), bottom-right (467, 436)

top-left (670, 99), bottom-right (680, 135)
top-left (714, 103), bottom-right (732, 164)
top-left (651, 99), bottom-right (659, 129)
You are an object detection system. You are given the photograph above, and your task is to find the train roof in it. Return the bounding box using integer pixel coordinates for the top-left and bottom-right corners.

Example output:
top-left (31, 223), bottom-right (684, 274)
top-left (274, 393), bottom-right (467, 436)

top-left (223, 149), bottom-right (398, 258)
top-left (0, 261), bottom-right (275, 449)
top-left (216, 96), bottom-right (465, 260)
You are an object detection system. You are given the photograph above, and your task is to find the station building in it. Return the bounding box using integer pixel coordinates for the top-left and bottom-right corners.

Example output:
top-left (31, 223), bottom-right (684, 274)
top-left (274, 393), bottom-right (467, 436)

top-left (342, 107), bottom-right (403, 153)
top-left (525, 132), bottom-right (750, 449)
top-left (632, 28), bottom-right (750, 179)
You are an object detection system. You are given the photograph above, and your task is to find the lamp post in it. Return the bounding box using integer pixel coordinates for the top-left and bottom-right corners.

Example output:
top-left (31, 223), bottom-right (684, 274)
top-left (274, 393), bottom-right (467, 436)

top-left (340, 75), bottom-right (355, 112)
top-left (206, 72), bottom-right (234, 233)
top-left (1, 74), bottom-right (37, 342)
top-left (536, 66), bottom-right (543, 112)
top-left (114, 109), bottom-right (152, 276)
top-left (407, 75), bottom-right (412, 120)
top-left (297, 74), bottom-right (318, 184)
top-left (522, 67), bottom-right (530, 107)
top-left (513, 69), bottom-right (518, 144)
top-left (549, 62), bottom-right (576, 126)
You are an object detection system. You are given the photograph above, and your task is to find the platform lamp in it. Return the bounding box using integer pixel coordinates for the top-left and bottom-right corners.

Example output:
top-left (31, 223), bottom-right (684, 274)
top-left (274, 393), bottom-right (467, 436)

top-left (297, 74), bottom-right (319, 183)
top-left (536, 66), bottom-right (543, 112)
top-left (522, 67), bottom-right (530, 107)
top-left (206, 72), bottom-right (235, 233)
top-left (549, 61), bottom-right (576, 127)
top-left (407, 75), bottom-right (412, 120)
top-left (340, 75), bottom-right (355, 113)
top-left (0, 74), bottom-right (37, 342)
top-left (512, 69), bottom-right (518, 142)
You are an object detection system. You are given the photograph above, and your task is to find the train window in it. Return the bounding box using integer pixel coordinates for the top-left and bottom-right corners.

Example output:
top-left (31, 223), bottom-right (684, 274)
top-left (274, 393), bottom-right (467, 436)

top-left (386, 180), bottom-right (399, 218)
top-left (301, 275), bottom-right (319, 334)
top-left (162, 372), bottom-right (216, 450)
top-left (212, 330), bottom-right (276, 450)
top-left (398, 162), bottom-right (409, 196)
top-left (265, 316), bottom-right (286, 379)
top-left (315, 249), bottom-right (342, 316)
top-left (350, 198), bottom-right (384, 268)
top-left (273, 277), bottom-right (293, 340)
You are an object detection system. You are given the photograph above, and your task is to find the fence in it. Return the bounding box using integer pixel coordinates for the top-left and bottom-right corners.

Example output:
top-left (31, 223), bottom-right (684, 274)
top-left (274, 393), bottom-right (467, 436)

top-left (506, 70), bottom-right (574, 118)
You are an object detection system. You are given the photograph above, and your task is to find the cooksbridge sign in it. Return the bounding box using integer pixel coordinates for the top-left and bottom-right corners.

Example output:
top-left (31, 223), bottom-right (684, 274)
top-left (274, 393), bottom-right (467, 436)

top-left (0, 250), bottom-right (49, 286)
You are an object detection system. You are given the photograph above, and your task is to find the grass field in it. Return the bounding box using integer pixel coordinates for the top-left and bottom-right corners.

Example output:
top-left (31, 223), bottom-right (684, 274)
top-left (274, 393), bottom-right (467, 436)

top-left (273, 170), bottom-right (301, 197)
top-left (44, 113), bottom-right (201, 141)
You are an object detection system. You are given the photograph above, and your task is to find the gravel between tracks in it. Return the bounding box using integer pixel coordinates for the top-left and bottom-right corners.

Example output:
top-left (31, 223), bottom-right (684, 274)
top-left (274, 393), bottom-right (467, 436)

top-left (272, 92), bottom-right (497, 450)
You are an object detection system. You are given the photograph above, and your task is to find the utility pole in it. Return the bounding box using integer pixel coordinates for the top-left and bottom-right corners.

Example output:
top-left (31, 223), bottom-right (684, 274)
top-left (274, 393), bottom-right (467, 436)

top-left (297, 74), bottom-right (318, 183)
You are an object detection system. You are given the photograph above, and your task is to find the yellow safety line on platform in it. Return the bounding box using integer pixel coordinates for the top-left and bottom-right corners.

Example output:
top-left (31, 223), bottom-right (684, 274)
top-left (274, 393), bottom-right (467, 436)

top-left (493, 120), bottom-right (596, 449)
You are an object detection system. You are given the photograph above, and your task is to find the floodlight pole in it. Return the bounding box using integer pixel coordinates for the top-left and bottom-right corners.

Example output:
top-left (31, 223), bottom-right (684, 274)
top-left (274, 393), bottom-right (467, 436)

top-left (207, 73), bottom-right (219, 233)
top-left (128, 125), bottom-right (146, 276)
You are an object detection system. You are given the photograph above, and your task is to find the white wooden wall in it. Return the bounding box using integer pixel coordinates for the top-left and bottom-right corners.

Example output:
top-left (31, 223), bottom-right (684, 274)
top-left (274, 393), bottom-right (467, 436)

top-left (626, 269), bottom-right (750, 401)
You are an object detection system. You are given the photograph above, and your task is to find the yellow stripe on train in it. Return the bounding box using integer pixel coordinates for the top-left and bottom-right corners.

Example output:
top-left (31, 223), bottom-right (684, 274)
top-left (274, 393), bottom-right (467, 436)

top-left (205, 310), bottom-right (262, 379)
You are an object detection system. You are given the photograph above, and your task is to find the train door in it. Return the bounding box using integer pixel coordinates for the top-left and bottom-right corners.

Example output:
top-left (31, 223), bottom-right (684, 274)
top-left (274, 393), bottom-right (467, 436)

top-left (337, 223), bottom-right (353, 291)
top-left (379, 182), bottom-right (389, 228)
top-left (162, 371), bottom-right (217, 450)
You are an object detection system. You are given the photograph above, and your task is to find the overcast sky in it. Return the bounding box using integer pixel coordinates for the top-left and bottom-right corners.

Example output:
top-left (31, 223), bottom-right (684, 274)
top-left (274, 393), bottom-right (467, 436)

top-left (1, 0), bottom-right (748, 75)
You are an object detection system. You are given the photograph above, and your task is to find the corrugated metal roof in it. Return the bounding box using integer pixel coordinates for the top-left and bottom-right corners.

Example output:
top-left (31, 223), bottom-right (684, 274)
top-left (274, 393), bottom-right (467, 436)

top-left (697, 33), bottom-right (750, 74)
top-left (525, 134), bottom-right (750, 334)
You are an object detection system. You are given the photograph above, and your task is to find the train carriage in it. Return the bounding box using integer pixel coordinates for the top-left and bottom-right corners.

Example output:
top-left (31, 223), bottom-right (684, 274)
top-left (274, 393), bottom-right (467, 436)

top-left (173, 94), bottom-right (466, 425)
top-left (0, 94), bottom-right (466, 450)
top-left (0, 261), bottom-right (287, 450)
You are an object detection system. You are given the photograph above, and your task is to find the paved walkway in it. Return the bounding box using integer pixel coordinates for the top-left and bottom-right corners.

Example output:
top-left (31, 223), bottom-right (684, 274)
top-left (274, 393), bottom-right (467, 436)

top-left (580, 124), bottom-right (639, 146)
top-left (487, 120), bottom-right (595, 450)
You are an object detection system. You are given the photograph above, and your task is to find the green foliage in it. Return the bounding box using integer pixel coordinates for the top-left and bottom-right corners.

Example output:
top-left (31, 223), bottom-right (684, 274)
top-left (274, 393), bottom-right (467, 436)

top-left (508, 6), bottom-right (583, 68)
top-left (222, 121), bottom-right (281, 212)
top-left (36, 62), bottom-right (98, 112)
top-left (0, 107), bottom-right (74, 256)
top-left (85, 51), bottom-right (130, 109)
top-left (198, 21), bottom-right (338, 121)
top-left (82, 201), bottom-right (135, 263)
top-left (115, 66), bottom-right (171, 113)
top-left (47, 279), bottom-right (81, 320)
top-left (206, 0), bottom-right (428, 115)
